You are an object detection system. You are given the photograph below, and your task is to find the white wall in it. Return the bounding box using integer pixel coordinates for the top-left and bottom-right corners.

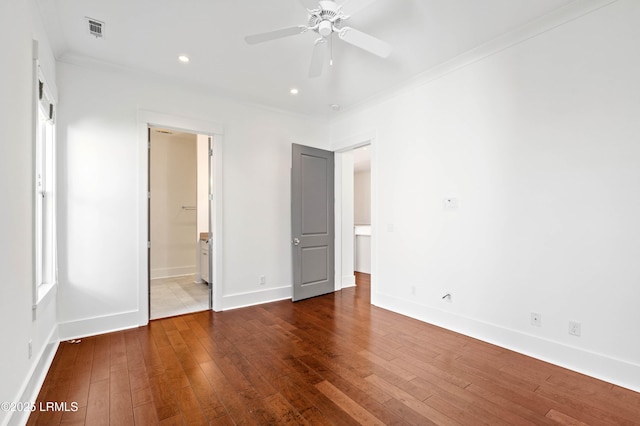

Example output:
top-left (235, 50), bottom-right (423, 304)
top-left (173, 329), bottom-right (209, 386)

top-left (354, 170), bottom-right (371, 225)
top-left (55, 59), bottom-right (329, 338)
top-left (0, 1), bottom-right (59, 425)
top-left (331, 0), bottom-right (640, 391)
top-left (150, 131), bottom-right (198, 278)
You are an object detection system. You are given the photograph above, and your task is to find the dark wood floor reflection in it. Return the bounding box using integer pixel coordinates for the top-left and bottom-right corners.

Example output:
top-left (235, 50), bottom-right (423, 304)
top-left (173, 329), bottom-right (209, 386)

top-left (29, 272), bottom-right (640, 425)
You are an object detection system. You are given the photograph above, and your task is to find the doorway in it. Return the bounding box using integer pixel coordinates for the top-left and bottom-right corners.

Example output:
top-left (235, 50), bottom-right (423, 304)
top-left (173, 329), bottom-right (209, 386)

top-left (148, 127), bottom-right (212, 319)
top-left (352, 145), bottom-right (371, 279)
top-left (336, 142), bottom-right (373, 299)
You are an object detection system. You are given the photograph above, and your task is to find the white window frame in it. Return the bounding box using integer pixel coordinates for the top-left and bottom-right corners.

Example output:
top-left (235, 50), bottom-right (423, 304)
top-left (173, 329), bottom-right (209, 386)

top-left (32, 41), bottom-right (57, 312)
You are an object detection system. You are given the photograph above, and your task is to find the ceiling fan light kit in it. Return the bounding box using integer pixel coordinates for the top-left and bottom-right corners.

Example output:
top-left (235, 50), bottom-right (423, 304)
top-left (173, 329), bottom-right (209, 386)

top-left (244, 0), bottom-right (392, 78)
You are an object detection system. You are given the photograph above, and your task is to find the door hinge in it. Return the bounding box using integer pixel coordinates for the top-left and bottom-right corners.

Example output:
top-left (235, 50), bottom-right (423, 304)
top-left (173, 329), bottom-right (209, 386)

top-left (147, 241), bottom-right (151, 249)
top-left (209, 149), bottom-right (213, 157)
top-left (208, 194), bottom-right (213, 201)
top-left (147, 192), bottom-right (151, 199)
top-left (148, 142), bottom-right (151, 149)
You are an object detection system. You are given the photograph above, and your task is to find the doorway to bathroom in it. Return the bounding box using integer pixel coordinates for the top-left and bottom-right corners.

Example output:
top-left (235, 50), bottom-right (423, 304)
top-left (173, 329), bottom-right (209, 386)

top-left (148, 127), bottom-right (212, 319)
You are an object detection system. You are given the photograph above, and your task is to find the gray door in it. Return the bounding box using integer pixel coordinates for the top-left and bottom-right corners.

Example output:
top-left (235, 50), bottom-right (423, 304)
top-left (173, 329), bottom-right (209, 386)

top-left (291, 143), bottom-right (335, 302)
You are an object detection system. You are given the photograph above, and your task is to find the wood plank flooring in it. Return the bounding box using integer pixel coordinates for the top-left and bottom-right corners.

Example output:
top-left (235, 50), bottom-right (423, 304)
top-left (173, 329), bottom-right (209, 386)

top-left (28, 273), bottom-right (640, 425)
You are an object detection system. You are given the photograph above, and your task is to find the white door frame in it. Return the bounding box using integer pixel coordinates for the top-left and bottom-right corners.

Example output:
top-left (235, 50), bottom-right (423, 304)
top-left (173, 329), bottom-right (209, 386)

top-left (137, 110), bottom-right (224, 325)
top-left (333, 131), bottom-right (377, 302)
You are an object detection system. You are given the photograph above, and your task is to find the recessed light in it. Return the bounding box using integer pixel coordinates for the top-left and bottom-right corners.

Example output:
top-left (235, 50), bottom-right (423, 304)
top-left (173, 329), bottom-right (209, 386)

top-left (290, 88), bottom-right (299, 95)
top-left (178, 55), bottom-right (190, 63)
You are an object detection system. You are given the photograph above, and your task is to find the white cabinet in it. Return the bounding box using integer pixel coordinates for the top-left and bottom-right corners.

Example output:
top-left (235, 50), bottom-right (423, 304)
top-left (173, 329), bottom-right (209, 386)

top-left (200, 240), bottom-right (209, 283)
top-left (355, 225), bottom-right (371, 274)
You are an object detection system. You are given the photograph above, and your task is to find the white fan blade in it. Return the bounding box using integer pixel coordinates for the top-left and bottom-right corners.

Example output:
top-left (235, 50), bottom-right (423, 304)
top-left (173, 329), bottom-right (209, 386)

top-left (309, 38), bottom-right (327, 78)
top-left (338, 0), bottom-right (378, 15)
top-left (299, 0), bottom-right (319, 10)
top-left (338, 27), bottom-right (391, 58)
top-left (245, 25), bottom-right (308, 45)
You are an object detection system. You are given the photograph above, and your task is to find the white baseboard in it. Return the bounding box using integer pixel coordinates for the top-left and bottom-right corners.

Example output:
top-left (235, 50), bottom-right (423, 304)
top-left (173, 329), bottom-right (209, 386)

top-left (222, 285), bottom-right (292, 311)
top-left (6, 327), bottom-right (59, 426)
top-left (57, 310), bottom-right (141, 341)
top-left (373, 291), bottom-right (640, 393)
top-left (342, 274), bottom-right (356, 288)
top-left (150, 266), bottom-right (196, 279)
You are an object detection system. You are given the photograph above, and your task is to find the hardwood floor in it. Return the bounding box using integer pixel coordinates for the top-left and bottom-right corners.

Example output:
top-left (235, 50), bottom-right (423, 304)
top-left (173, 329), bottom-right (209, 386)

top-left (29, 272), bottom-right (640, 425)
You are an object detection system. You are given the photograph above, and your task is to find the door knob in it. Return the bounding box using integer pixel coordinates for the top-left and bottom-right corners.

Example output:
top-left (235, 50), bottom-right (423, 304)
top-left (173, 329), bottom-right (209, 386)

top-left (292, 238), bottom-right (300, 246)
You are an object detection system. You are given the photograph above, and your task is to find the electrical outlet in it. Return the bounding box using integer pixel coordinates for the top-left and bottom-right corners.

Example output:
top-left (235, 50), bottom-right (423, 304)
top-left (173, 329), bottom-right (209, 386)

top-left (531, 312), bottom-right (541, 327)
top-left (444, 197), bottom-right (459, 210)
top-left (259, 275), bottom-right (266, 285)
top-left (28, 340), bottom-right (32, 359)
top-left (569, 321), bottom-right (581, 336)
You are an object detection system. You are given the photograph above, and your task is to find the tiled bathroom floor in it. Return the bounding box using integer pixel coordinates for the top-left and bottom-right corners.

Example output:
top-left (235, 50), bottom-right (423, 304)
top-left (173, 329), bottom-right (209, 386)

top-left (150, 274), bottom-right (210, 320)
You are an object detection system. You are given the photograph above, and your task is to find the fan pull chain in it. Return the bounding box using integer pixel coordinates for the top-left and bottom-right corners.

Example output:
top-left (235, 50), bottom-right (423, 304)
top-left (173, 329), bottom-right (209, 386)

top-left (330, 33), bottom-right (334, 66)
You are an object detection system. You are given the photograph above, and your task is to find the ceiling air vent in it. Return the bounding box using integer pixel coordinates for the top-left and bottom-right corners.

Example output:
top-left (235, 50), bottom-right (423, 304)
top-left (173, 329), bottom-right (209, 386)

top-left (86, 17), bottom-right (105, 39)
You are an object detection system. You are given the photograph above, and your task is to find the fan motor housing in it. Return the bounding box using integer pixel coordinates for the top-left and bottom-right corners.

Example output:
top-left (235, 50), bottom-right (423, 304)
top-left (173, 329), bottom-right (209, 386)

top-left (319, 0), bottom-right (339, 14)
top-left (308, 0), bottom-right (343, 34)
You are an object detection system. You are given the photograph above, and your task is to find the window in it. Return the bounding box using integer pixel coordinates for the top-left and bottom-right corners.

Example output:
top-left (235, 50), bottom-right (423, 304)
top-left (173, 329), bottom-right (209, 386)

top-left (33, 47), bottom-right (57, 306)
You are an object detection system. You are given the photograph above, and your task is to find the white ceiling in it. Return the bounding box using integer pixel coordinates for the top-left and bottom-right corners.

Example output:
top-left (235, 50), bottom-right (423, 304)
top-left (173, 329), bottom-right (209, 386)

top-left (36, 0), bottom-right (577, 117)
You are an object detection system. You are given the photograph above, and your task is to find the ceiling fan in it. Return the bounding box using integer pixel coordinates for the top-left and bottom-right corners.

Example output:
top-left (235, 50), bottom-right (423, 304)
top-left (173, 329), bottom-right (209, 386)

top-left (244, 0), bottom-right (392, 78)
